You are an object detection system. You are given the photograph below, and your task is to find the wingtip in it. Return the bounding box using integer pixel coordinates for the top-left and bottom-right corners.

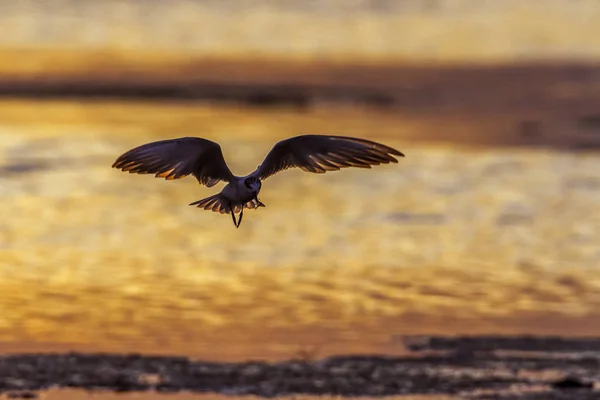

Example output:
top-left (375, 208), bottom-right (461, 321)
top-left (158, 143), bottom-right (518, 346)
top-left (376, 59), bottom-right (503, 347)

top-left (388, 147), bottom-right (405, 157)
top-left (388, 148), bottom-right (405, 158)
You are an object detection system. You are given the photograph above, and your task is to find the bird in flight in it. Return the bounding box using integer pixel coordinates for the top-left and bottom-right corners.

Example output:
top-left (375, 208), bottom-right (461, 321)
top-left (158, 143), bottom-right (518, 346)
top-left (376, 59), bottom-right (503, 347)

top-left (112, 134), bottom-right (404, 228)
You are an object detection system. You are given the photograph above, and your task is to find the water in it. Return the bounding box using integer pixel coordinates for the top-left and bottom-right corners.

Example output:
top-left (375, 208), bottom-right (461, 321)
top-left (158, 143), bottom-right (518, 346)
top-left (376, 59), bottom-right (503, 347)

top-left (0, 99), bottom-right (599, 358)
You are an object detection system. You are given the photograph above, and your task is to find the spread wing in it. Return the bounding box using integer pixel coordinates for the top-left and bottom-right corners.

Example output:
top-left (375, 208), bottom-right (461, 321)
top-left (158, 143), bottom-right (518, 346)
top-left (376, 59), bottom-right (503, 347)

top-left (112, 137), bottom-right (235, 187)
top-left (255, 134), bottom-right (404, 180)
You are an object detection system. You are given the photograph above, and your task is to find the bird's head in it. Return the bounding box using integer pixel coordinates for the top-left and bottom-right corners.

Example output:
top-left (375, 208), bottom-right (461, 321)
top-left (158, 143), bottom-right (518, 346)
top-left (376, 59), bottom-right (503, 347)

top-left (244, 176), bottom-right (262, 195)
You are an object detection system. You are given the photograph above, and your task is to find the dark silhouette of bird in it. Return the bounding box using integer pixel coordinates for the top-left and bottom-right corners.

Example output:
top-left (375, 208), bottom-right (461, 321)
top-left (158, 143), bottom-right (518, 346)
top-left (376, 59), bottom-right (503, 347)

top-left (112, 134), bottom-right (404, 227)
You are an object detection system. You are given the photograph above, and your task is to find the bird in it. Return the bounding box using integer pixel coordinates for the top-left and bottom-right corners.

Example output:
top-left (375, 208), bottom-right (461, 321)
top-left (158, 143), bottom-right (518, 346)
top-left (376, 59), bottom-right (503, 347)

top-left (112, 134), bottom-right (404, 228)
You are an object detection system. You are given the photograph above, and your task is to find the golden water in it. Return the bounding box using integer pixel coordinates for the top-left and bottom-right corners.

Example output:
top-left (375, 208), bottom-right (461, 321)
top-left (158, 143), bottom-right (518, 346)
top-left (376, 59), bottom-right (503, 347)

top-left (0, 100), bottom-right (599, 360)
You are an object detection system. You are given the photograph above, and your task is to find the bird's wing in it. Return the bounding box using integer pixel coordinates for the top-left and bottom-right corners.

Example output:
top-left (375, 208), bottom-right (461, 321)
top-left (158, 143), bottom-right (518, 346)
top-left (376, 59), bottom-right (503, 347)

top-left (112, 137), bottom-right (235, 187)
top-left (255, 134), bottom-right (404, 180)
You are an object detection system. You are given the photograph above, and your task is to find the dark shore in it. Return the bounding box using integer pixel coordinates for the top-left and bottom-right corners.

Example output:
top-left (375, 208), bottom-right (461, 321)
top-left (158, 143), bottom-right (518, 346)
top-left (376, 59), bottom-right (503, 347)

top-left (1, 336), bottom-right (598, 399)
top-left (2, 57), bottom-right (600, 151)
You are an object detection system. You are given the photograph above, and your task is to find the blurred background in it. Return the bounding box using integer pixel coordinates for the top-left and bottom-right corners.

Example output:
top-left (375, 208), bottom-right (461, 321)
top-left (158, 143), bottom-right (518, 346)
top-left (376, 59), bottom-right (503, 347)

top-left (1, 0), bottom-right (600, 361)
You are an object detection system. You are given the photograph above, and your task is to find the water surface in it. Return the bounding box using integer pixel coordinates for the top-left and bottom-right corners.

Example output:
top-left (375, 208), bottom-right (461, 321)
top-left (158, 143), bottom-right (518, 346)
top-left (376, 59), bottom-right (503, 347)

top-left (0, 100), bottom-right (598, 359)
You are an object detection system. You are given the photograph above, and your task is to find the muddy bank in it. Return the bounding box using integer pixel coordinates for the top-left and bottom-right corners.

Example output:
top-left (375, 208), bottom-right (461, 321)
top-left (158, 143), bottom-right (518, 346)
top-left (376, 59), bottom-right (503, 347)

top-left (2, 58), bottom-right (600, 150)
top-left (1, 60), bottom-right (599, 116)
top-left (0, 336), bottom-right (597, 399)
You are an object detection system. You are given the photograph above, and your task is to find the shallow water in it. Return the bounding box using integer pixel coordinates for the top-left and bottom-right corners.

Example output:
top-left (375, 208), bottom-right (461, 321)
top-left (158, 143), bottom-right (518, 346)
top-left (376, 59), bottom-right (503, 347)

top-left (0, 100), bottom-right (599, 359)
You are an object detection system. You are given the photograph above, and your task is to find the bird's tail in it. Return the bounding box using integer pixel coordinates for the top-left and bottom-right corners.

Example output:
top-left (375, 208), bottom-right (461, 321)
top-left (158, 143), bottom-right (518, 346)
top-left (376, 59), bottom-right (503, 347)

top-left (189, 194), bottom-right (233, 214)
top-left (190, 195), bottom-right (265, 214)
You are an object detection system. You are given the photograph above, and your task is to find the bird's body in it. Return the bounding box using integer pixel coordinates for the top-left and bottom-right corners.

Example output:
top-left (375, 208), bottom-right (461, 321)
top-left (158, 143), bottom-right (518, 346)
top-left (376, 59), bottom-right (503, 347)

top-left (189, 176), bottom-right (265, 227)
top-left (221, 179), bottom-right (259, 205)
top-left (112, 134), bottom-right (404, 227)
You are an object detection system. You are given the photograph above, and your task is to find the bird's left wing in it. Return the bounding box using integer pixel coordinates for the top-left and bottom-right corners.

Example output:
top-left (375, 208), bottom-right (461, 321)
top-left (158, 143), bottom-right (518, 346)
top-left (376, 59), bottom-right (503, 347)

top-left (112, 137), bottom-right (235, 187)
top-left (255, 134), bottom-right (404, 180)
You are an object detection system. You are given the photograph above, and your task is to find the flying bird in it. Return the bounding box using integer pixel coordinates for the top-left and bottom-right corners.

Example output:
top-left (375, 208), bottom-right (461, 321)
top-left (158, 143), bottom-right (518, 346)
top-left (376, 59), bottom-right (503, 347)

top-left (112, 134), bottom-right (404, 227)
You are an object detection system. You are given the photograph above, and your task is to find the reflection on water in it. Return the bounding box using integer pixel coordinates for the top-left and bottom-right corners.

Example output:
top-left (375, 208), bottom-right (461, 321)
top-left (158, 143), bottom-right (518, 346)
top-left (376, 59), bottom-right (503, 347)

top-left (1, 100), bottom-right (599, 358)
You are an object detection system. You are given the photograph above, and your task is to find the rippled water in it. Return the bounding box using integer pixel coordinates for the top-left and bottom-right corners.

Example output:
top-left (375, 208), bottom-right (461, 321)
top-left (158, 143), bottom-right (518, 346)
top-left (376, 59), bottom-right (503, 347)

top-left (1, 100), bottom-right (599, 358)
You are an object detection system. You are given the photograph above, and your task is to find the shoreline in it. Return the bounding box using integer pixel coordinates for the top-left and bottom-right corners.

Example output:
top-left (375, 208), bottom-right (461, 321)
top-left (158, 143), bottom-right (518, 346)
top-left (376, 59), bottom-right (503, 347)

top-left (0, 335), bottom-right (597, 399)
top-left (1, 54), bottom-right (599, 113)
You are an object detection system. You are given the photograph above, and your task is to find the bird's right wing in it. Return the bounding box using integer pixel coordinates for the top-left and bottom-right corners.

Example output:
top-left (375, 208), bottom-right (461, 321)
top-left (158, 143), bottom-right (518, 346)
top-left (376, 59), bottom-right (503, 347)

top-left (255, 134), bottom-right (404, 180)
top-left (112, 137), bottom-right (235, 187)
